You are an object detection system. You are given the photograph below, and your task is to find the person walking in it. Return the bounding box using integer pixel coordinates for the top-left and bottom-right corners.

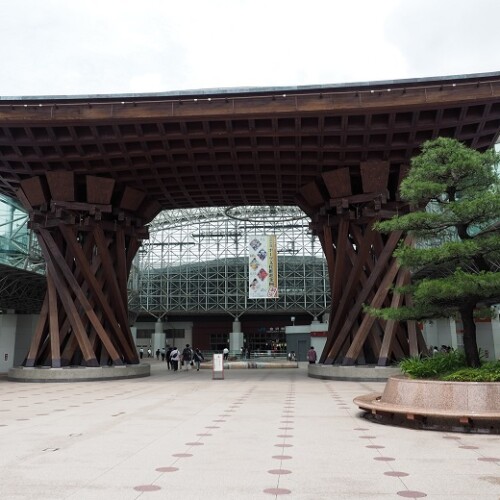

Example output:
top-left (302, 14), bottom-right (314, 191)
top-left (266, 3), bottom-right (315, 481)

top-left (307, 346), bottom-right (317, 364)
top-left (161, 347), bottom-right (166, 362)
top-left (155, 348), bottom-right (160, 360)
top-left (166, 346), bottom-right (173, 370)
top-left (223, 346), bottom-right (229, 360)
top-left (182, 344), bottom-right (193, 370)
top-left (139, 347), bottom-right (144, 359)
top-left (193, 348), bottom-right (204, 371)
top-left (170, 347), bottom-right (180, 371)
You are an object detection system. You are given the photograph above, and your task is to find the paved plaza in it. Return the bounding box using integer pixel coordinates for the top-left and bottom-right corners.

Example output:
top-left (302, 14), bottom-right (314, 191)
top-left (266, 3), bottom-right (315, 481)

top-left (0, 362), bottom-right (499, 499)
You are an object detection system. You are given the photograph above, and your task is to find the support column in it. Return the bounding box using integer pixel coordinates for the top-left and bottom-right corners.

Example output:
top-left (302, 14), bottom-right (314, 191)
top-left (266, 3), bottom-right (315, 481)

top-left (297, 162), bottom-right (426, 366)
top-left (17, 172), bottom-right (160, 368)
top-left (229, 318), bottom-right (244, 355)
top-left (151, 319), bottom-right (166, 354)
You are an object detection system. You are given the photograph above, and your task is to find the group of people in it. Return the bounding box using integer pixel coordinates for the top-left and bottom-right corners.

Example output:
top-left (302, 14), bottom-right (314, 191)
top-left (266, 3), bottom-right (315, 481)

top-left (138, 344), bottom-right (205, 371)
top-left (429, 345), bottom-right (453, 355)
top-left (138, 347), bottom-right (152, 359)
top-left (167, 344), bottom-right (205, 371)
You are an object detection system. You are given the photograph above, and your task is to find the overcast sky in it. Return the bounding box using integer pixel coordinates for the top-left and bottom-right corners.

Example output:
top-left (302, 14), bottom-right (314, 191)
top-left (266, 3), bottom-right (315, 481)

top-left (0, 0), bottom-right (499, 97)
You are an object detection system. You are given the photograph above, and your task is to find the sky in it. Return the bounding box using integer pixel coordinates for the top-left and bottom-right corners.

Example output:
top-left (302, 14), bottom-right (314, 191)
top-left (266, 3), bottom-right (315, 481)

top-left (0, 0), bottom-right (499, 97)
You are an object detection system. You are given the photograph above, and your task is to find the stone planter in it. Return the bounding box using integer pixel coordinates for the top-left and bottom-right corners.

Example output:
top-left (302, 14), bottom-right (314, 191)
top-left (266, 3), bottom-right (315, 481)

top-left (354, 375), bottom-right (500, 433)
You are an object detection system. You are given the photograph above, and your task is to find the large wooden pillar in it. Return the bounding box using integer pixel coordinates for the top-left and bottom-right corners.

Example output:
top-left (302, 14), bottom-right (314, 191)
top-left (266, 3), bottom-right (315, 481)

top-left (297, 162), bottom-right (425, 366)
top-left (17, 172), bottom-right (160, 367)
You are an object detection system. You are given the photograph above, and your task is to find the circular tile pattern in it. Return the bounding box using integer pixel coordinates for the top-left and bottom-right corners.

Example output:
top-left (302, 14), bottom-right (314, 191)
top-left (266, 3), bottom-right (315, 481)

top-left (354, 427), bottom-right (370, 431)
top-left (274, 443), bottom-right (293, 448)
top-left (374, 456), bottom-right (395, 461)
top-left (442, 435), bottom-right (461, 440)
top-left (185, 442), bottom-right (204, 446)
top-left (279, 427), bottom-right (293, 430)
top-left (277, 434), bottom-right (293, 438)
top-left (172, 453), bottom-right (193, 458)
top-left (213, 419), bottom-right (226, 422)
top-left (263, 487), bottom-right (291, 495)
top-left (366, 445), bottom-right (385, 449)
top-left (268, 469), bottom-right (292, 474)
top-left (156, 466), bottom-right (179, 472)
top-left (281, 420), bottom-right (294, 424)
top-left (459, 445), bottom-right (479, 449)
top-left (384, 471), bottom-right (409, 477)
top-left (272, 455), bottom-right (293, 460)
top-left (134, 485), bottom-right (161, 492)
top-left (359, 436), bottom-right (376, 439)
top-left (396, 491), bottom-right (427, 498)
top-left (477, 457), bottom-right (500, 462)
top-left (206, 426), bottom-right (220, 429)
top-left (197, 433), bottom-right (212, 436)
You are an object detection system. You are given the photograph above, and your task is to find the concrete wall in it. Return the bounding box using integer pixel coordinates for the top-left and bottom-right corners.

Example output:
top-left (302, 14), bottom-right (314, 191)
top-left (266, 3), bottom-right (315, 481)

top-left (0, 314), bottom-right (38, 373)
top-left (285, 321), bottom-right (328, 362)
top-left (132, 320), bottom-right (193, 352)
top-left (0, 315), bottom-right (17, 373)
top-left (422, 316), bottom-right (500, 361)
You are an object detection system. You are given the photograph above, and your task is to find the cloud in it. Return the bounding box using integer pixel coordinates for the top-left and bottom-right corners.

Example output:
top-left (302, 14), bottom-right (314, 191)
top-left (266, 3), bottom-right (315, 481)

top-left (0, 0), bottom-right (498, 96)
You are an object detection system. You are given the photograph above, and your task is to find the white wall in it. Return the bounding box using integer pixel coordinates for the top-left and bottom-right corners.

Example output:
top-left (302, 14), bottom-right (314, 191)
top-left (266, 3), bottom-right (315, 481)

top-left (0, 315), bottom-right (17, 373)
top-left (423, 316), bottom-right (500, 361)
top-left (0, 314), bottom-right (38, 372)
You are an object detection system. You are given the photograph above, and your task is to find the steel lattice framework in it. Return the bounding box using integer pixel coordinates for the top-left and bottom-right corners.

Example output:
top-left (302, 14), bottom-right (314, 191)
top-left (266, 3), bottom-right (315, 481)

top-left (0, 195), bottom-right (45, 313)
top-left (131, 206), bottom-right (329, 318)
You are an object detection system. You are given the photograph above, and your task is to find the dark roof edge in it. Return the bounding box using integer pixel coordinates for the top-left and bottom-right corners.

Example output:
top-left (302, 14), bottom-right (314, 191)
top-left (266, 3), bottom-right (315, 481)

top-left (2, 71), bottom-right (500, 103)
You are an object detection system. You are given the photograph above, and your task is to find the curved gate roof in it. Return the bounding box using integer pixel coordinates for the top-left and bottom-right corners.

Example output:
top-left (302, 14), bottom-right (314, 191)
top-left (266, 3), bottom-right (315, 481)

top-left (0, 72), bottom-right (500, 211)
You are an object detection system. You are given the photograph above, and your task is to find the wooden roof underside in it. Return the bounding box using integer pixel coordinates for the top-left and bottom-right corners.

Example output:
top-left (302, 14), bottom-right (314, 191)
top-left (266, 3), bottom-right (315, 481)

top-left (0, 73), bottom-right (500, 210)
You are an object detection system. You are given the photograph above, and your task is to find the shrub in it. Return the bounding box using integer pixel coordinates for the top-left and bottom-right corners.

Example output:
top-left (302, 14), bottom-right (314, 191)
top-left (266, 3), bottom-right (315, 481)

top-left (443, 363), bottom-right (500, 382)
top-left (399, 350), bottom-right (466, 379)
top-left (399, 351), bottom-right (500, 381)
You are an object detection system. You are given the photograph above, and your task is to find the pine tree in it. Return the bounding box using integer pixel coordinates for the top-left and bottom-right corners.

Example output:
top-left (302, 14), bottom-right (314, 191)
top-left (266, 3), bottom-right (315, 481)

top-left (371, 137), bottom-right (500, 367)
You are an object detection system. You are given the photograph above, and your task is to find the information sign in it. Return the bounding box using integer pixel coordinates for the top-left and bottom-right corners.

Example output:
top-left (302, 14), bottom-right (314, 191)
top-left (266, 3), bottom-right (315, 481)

top-left (212, 353), bottom-right (224, 380)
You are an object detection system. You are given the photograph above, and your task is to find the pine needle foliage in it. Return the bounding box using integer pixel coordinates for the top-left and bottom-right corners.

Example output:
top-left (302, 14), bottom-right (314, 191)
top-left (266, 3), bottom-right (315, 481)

top-left (371, 137), bottom-right (500, 368)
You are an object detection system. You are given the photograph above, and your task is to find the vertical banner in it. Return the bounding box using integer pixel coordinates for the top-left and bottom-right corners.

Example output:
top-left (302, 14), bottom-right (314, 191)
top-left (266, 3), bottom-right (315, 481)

top-left (248, 235), bottom-right (278, 299)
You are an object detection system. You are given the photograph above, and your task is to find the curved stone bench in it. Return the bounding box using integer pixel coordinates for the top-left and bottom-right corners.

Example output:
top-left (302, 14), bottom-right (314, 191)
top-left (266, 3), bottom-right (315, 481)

top-left (354, 376), bottom-right (500, 432)
top-left (8, 364), bottom-right (150, 382)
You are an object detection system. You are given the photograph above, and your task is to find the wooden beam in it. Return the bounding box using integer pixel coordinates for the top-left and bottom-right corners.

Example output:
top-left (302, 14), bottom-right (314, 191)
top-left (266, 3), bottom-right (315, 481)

top-left (324, 230), bottom-right (403, 363)
top-left (38, 229), bottom-right (122, 366)
top-left (37, 234), bottom-right (99, 367)
top-left (59, 223), bottom-right (136, 362)
top-left (321, 221), bottom-right (378, 362)
top-left (24, 294), bottom-right (49, 367)
top-left (47, 272), bottom-right (61, 368)
top-left (377, 268), bottom-right (410, 366)
top-left (342, 258), bottom-right (400, 365)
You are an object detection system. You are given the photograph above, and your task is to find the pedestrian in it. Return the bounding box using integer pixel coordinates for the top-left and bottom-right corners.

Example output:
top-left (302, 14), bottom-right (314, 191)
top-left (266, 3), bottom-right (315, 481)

top-left (307, 346), bottom-right (317, 364)
top-left (223, 346), bottom-right (229, 360)
top-left (193, 348), bottom-right (204, 371)
top-left (139, 347), bottom-right (144, 359)
top-left (170, 347), bottom-right (180, 371)
top-left (166, 346), bottom-right (173, 370)
top-left (161, 347), bottom-right (166, 362)
top-left (155, 348), bottom-right (160, 360)
top-left (147, 348), bottom-right (152, 358)
top-left (182, 344), bottom-right (193, 370)
top-left (240, 346), bottom-right (245, 359)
